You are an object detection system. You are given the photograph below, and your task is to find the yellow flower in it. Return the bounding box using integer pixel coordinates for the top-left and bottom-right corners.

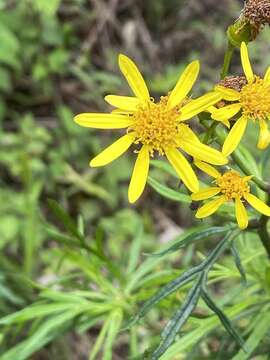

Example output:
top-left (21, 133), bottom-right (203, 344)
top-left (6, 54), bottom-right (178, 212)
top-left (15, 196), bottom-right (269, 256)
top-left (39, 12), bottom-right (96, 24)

top-left (74, 54), bottom-right (227, 203)
top-left (212, 41), bottom-right (270, 155)
top-left (192, 161), bottom-right (270, 229)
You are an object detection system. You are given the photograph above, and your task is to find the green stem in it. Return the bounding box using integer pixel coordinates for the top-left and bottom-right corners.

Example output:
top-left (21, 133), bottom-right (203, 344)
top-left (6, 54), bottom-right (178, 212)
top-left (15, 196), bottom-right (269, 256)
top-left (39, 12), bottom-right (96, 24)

top-left (258, 195), bottom-right (270, 259)
top-left (220, 41), bottom-right (235, 79)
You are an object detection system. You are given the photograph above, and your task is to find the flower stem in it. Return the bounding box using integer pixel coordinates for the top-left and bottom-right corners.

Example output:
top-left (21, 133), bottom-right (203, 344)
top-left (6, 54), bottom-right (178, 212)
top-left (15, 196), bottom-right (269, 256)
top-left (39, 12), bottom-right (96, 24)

top-left (258, 197), bottom-right (270, 259)
top-left (220, 41), bottom-right (235, 79)
top-left (231, 151), bottom-right (270, 193)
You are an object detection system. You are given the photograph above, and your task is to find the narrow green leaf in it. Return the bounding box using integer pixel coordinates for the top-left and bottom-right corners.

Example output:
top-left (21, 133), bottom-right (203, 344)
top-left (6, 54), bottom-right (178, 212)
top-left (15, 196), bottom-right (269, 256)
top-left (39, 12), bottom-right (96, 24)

top-left (150, 160), bottom-right (178, 178)
top-left (149, 226), bottom-right (229, 257)
top-left (0, 310), bottom-right (81, 360)
top-left (232, 311), bottom-right (270, 360)
top-left (128, 263), bottom-right (203, 328)
top-left (0, 303), bottom-right (77, 325)
top-left (160, 297), bottom-right (259, 359)
top-left (151, 274), bottom-right (203, 359)
top-left (89, 317), bottom-right (111, 360)
top-left (201, 289), bottom-right (246, 351)
top-left (230, 242), bottom-right (247, 285)
top-left (47, 199), bottom-right (84, 243)
top-left (103, 309), bottom-right (123, 360)
top-left (127, 221), bottom-right (144, 275)
top-left (148, 176), bottom-right (191, 203)
top-left (202, 230), bottom-right (240, 272)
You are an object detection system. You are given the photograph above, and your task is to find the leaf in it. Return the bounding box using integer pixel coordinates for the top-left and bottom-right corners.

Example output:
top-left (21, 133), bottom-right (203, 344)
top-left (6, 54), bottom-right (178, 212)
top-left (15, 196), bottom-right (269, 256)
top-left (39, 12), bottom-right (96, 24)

top-left (103, 309), bottom-right (123, 360)
top-left (128, 264), bottom-right (203, 328)
top-left (89, 317), bottom-right (111, 360)
top-left (148, 176), bottom-right (191, 203)
top-left (203, 230), bottom-right (239, 272)
top-left (0, 68), bottom-right (11, 92)
top-left (127, 221), bottom-right (144, 275)
top-left (149, 226), bottom-right (229, 257)
top-left (33, 0), bottom-right (61, 16)
top-left (47, 199), bottom-right (84, 243)
top-left (150, 160), bottom-right (178, 178)
top-left (160, 297), bottom-right (258, 359)
top-left (0, 309), bottom-right (82, 360)
top-left (151, 274), bottom-right (203, 359)
top-left (0, 303), bottom-right (81, 325)
top-left (230, 242), bottom-right (247, 285)
top-left (201, 289), bottom-right (247, 351)
top-left (232, 311), bottom-right (270, 360)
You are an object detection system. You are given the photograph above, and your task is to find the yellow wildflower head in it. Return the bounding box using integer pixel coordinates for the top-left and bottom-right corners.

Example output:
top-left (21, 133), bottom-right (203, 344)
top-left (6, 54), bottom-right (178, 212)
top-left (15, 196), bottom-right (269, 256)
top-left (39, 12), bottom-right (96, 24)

top-left (212, 42), bottom-right (270, 156)
top-left (74, 54), bottom-right (227, 203)
top-left (191, 163), bottom-right (270, 230)
top-left (215, 170), bottom-right (250, 201)
top-left (130, 95), bottom-right (183, 156)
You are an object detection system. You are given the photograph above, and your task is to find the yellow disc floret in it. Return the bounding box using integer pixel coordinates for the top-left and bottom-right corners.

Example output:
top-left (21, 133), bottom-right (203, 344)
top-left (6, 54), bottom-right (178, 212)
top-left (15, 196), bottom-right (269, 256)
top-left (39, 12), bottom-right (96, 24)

top-left (240, 76), bottom-right (270, 121)
top-left (131, 96), bottom-right (181, 155)
top-left (216, 170), bottom-right (250, 200)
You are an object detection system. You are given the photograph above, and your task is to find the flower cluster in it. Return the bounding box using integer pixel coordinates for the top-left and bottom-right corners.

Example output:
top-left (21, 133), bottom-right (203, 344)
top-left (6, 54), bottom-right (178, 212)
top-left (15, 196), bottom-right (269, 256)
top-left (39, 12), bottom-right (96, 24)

top-left (74, 41), bottom-right (270, 230)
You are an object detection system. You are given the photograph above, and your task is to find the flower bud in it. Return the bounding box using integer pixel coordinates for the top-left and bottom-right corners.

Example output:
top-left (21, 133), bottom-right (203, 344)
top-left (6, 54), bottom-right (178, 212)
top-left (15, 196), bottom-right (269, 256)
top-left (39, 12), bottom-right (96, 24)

top-left (228, 0), bottom-right (270, 45)
top-left (227, 19), bottom-right (252, 47)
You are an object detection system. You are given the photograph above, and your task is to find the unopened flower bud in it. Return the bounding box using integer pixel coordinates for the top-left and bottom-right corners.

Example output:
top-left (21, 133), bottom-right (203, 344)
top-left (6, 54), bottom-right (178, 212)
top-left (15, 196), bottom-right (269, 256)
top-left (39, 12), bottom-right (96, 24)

top-left (229, 0), bottom-right (270, 44)
top-left (227, 19), bottom-right (251, 47)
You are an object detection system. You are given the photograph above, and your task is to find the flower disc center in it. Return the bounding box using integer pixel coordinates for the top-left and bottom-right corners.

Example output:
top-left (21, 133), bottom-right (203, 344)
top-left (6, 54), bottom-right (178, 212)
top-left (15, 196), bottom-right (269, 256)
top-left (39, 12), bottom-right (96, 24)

top-left (240, 76), bottom-right (270, 120)
top-left (131, 96), bottom-right (180, 155)
top-left (216, 171), bottom-right (250, 200)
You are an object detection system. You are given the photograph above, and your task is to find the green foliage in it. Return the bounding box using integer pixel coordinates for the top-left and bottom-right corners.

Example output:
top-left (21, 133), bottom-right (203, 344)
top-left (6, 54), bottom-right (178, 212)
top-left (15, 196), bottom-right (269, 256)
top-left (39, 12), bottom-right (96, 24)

top-left (2, 0), bottom-right (270, 359)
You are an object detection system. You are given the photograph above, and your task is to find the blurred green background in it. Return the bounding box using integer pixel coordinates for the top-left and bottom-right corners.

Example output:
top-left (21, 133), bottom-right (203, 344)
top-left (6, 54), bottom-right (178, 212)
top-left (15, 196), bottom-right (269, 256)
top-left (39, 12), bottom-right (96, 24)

top-left (1, 0), bottom-right (270, 359)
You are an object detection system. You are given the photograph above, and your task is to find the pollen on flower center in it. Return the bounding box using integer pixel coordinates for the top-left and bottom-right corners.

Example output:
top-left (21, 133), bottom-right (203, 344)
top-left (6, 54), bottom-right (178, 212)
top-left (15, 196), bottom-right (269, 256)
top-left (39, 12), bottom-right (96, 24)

top-left (240, 76), bottom-right (270, 120)
top-left (216, 170), bottom-right (250, 200)
top-left (130, 95), bottom-right (181, 155)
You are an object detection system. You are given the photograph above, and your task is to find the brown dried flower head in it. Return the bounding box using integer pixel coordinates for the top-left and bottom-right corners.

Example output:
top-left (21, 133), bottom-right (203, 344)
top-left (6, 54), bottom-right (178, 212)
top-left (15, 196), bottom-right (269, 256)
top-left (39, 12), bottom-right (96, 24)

top-left (243, 0), bottom-right (270, 38)
top-left (219, 76), bottom-right (248, 92)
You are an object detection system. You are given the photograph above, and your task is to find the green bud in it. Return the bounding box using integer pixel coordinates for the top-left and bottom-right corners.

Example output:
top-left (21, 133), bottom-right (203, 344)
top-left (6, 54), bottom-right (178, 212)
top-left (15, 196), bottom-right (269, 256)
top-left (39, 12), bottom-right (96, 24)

top-left (227, 20), bottom-right (252, 47)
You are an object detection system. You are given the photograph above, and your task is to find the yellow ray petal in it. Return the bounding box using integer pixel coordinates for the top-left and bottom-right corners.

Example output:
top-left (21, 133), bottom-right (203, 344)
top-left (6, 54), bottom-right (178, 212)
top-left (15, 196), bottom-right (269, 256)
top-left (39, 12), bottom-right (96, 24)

top-left (191, 187), bottom-right (220, 201)
top-left (257, 119), bottom-right (270, 150)
top-left (195, 196), bottom-right (226, 218)
top-left (74, 113), bottom-right (134, 129)
top-left (179, 92), bottom-right (222, 121)
top-left (180, 139), bottom-right (228, 165)
top-left (194, 160), bottom-right (221, 178)
top-left (112, 109), bottom-right (133, 115)
top-left (235, 198), bottom-right (248, 230)
top-left (128, 145), bottom-right (150, 203)
top-left (90, 133), bottom-right (135, 167)
top-left (264, 66), bottom-right (270, 82)
top-left (207, 105), bottom-right (217, 114)
top-left (105, 95), bottom-right (141, 111)
top-left (168, 60), bottom-right (200, 109)
top-left (222, 116), bottom-right (248, 156)
top-left (211, 103), bottom-right (242, 122)
top-left (244, 193), bottom-right (270, 216)
top-left (165, 148), bottom-right (199, 192)
top-left (214, 85), bottom-right (241, 101)
top-left (181, 124), bottom-right (200, 143)
top-left (118, 54), bottom-right (150, 101)
top-left (240, 42), bottom-right (254, 83)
